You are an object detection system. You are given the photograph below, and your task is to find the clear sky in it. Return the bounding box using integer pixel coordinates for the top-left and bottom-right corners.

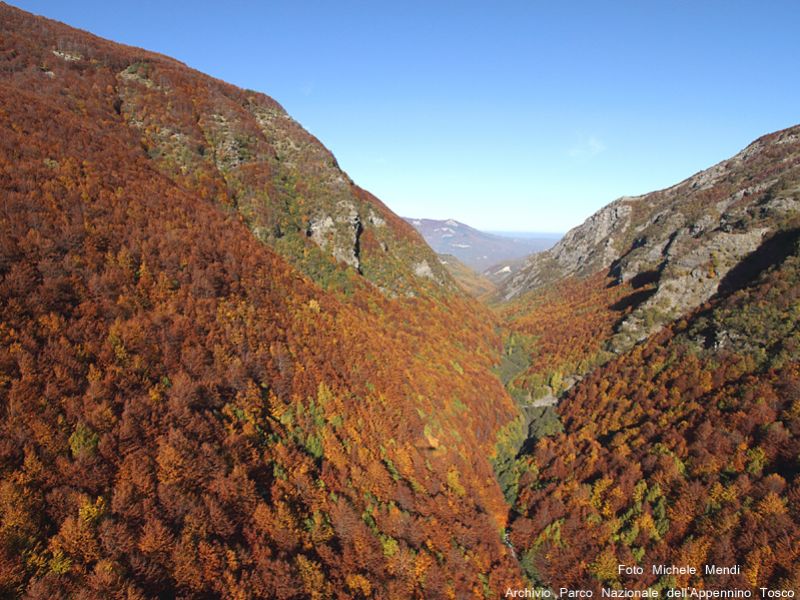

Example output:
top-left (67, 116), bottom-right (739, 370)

top-left (11, 1), bottom-right (800, 233)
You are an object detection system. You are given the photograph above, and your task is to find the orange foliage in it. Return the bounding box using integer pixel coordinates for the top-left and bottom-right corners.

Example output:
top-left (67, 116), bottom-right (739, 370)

top-left (0, 4), bottom-right (524, 597)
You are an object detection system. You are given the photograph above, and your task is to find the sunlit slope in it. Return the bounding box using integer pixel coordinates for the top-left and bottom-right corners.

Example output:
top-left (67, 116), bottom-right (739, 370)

top-left (508, 225), bottom-right (800, 591)
top-left (495, 127), bottom-right (800, 592)
top-left (0, 4), bottom-right (522, 597)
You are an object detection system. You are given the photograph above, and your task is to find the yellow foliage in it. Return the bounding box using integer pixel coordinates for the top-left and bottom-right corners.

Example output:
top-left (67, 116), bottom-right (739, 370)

top-left (707, 481), bottom-right (738, 507)
top-left (346, 574), bottom-right (372, 597)
top-left (632, 480), bottom-right (647, 504)
top-left (637, 511), bottom-right (658, 540)
top-left (414, 551), bottom-right (433, 584)
top-left (296, 555), bottom-right (329, 600)
top-left (446, 468), bottom-right (466, 497)
top-left (590, 477), bottom-right (613, 510)
top-left (744, 546), bottom-right (773, 587)
top-left (590, 547), bottom-right (619, 584)
top-left (756, 492), bottom-right (787, 516)
top-left (78, 496), bottom-right (107, 524)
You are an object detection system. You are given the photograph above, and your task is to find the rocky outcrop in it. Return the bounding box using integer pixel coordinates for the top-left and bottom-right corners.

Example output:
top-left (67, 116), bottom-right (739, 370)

top-left (502, 125), bottom-right (800, 344)
top-left (502, 199), bottom-right (634, 298)
top-left (113, 52), bottom-right (452, 294)
top-left (612, 227), bottom-right (769, 348)
top-left (306, 202), bottom-right (362, 270)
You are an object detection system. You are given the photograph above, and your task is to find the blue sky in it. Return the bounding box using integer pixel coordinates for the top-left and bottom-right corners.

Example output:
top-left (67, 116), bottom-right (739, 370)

top-left (12, 1), bottom-right (800, 232)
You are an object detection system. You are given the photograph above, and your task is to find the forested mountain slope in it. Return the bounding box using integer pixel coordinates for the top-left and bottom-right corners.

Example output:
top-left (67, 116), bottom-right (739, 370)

top-left (0, 4), bottom-right (523, 597)
top-left (3, 2), bottom-right (800, 598)
top-left (491, 129), bottom-right (800, 592)
top-left (502, 125), bottom-right (800, 347)
top-left (437, 254), bottom-right (498, 299)
top-left (496, 125), bottom-right (800, 408)
top-left (507, 224), bottom-right (800, 591)
top-left (1, 3), bottom-right (451, 297)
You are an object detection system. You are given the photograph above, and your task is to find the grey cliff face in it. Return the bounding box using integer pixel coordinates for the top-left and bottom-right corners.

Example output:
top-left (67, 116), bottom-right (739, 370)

top-left (502, 199), bottom-right (634, 299)
top-left (114, 60), bottom-right (452, 293)
top-left (502, 125), bottom-right (800, 346)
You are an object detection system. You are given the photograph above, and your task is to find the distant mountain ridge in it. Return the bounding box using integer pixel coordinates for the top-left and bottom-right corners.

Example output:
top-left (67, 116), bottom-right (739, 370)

top-left (404, 217), bottom-right (558, 271)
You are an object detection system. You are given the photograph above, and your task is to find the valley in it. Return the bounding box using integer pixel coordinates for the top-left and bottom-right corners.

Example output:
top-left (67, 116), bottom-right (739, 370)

top-left (0, 3), bottom-right (799, 598)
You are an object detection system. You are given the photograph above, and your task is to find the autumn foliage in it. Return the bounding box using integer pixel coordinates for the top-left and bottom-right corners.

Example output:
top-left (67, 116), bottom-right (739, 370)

top-left (508, 230), bottom-right (800, 591)
top-left (0, 4), bottom-right (523, 597)
top-left (498, 272), bottom-right (638, 401)
top-left (3, 3), bottom-right (800, 598)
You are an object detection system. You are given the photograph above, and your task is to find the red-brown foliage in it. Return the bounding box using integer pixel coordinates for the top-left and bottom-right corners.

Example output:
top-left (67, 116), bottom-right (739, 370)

top-left (0, 4), bottom-right (523, 597)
